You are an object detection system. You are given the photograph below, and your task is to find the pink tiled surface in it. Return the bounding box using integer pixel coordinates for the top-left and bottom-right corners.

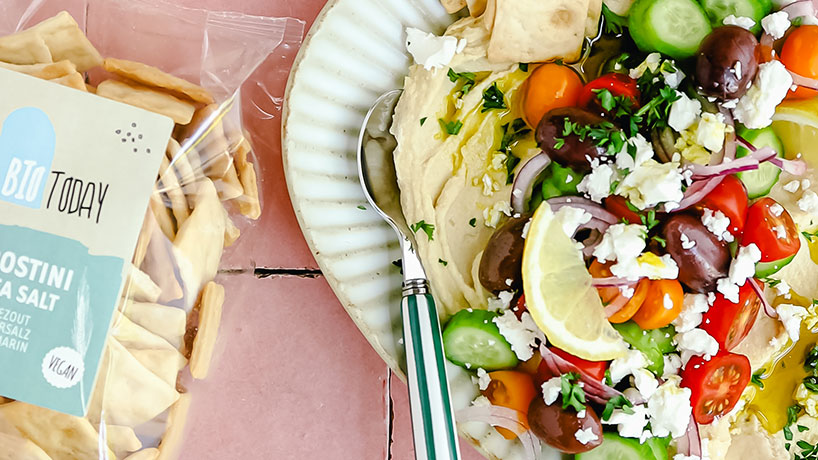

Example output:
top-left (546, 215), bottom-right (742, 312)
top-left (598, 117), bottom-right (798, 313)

top-left (175, 0), bottom-right (486, 459)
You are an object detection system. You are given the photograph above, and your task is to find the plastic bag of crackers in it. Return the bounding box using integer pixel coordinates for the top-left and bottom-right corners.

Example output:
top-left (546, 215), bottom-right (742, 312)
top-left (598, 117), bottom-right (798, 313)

top-left (0, 0), bottom-right (304, 458)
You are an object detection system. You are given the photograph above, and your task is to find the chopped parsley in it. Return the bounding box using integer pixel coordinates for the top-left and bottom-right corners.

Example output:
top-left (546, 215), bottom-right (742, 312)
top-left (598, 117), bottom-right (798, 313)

top-left (761, 277), bottom-right (782, 288)
top-left (634, 72), bottom-right (681, 131)
top-left (469, 218), bottom-right (477, 227)
top-left (652, 235), bottom-right (667, 248)
top-left (410, 220), bottom-right (435, 241)
top-left (553, 138), bottom-right (565, 150)
top-left (420, 117), bottom-right (427, 126)
top-left (784, 404), bottom-right (802, 441)
top-left (601, 394), bottom-right (634, 421)
top-left (802, 230), bottom-right (818, 242)
top-left (519, 63), bottom-right (529, 72)
top-left (806, 346), bottom-right (818, 374)
top-left (625, 201), bottom-right (661, 230)
top-left (560, 372), bottom-right (586, 412)
top-left (439, 118), bottom-right (464, 136)
top-left (601, 4), bottom-right (628, 35)
top-left (438, 259), bottom-right (448, 266)
top-left (555, 118), bottom-right (628, 155)
top-left (799, 425), bottom-right (810, 433)
top-left (751, 369), bottom-right (766, 389)
top-left (795, 439), bottom-right (818, 460)
top-left (357, 205), bottom-right (366, 210)
top-left (482, 83), bottom-right (507, 112)
top-left (604, 368), bottom-right (613, 387)
top-left (498, 118), bottom-right (531, 183)
top-left (804, 376), bottom-right (818, 393)
top-left (447, 68), bottom-right (476, 95)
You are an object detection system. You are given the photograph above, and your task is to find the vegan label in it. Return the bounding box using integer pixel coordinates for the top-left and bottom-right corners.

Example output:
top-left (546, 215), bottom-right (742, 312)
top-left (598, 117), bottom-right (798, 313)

top-left (0, 68), bottom-right (173, 416)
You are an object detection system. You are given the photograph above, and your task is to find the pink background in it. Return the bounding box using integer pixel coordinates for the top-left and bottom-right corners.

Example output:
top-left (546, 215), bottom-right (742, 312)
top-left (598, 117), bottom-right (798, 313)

top-left (164, 1), bottom-right (487, 459)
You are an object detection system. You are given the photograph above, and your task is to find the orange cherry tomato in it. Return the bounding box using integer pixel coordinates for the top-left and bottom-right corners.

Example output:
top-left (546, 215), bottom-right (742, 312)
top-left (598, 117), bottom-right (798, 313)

top-left (608, 278), bottom-right (651, 324)
top-left (631, 279), bottom-right (683, 330)
top-left (588, 260), bottom-right (620, 304)
top-left (523, 63), bottom-right (583, 128)
top-left (482, 370), bottom-right (538, 439)
top-left (781, 25), bottom-right (818, 99)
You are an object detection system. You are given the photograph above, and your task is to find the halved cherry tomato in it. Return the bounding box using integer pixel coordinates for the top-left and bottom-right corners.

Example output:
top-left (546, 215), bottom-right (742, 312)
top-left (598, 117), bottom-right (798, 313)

top-left (578, 73), bottom-right (640, 115)
top-left (781, 25), bottom-right (818, 100)
top-left (523, 63), bottom-right (583, 128)
top-left (588, 260), bottom-right (620, 303)
top-left (700, 282), bottom-right (761, 351)
top-left (741, 197), bottom-right (801, 264)
top-left (631, 279), bottom-right (683, 330)
top-left (512, 294), bottom-right (528, 320)
top-left (604, 195), bottom-right (643, 224)
top-left (681, 351), bottom-right (751, 424)
top-left (483, 370), bottom-right (538, 439)
top-left (608, 278), bottom-right (651, 324)
top-left (536, 347), bottom-right (609, 383)
top-left (696, 175), bottom-right (748, 238)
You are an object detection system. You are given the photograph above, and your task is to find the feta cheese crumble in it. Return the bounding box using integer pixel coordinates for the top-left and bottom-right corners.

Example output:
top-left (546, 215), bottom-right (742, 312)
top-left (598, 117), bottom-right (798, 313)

top-left (778, 303), bottom-right (808, 341)
top-left (487, 290), bottom-right (514, 311)
top-left (648, 377), bottom-right (694, 438)
top-left (662, 353), bottom-right (683, 380)
top-left (615, 134), bottom-right (655, 170)
top-left (774, 224), bottom-right (787, 239)
top-left (669, 92), bottom-right (702, 132)
top-left (701, 208), bottom-right (734, 242)
top-left (405, 28), bottom-right (466, 70)
top-left (734, 61), bottom-right (794, 129)
top-left (798, 190), bottom-right (818, 215)
top-left (630, 53), bottom-right (662, 79)
top-left (542, 377), bottom-right (562, 405)
top-left (680, 233), bottom-right (696, 249)
top-left (609, 349), bottom-right (648, 383)
top-left (633, 368), bottom-right (660, 399)
top-left (716, 244), bottom-right (762, 303)
top-left (476, 368), bottom-right (491, 391)
top-left (574, 427), bottom-right (599, 445)
top-left (723, 14), bottom-right (756, 30)
top-left (472, 395), bottom-right (491, 407)
top-left (696, 112), bottom-right (728, 152)
top-left (554, 206), bottom-right (593, 238)
top-left (604, 403), bottom-right (650, 439)
top-left (616, 160), bottom-right (685, 210)
top-left (761, 11), bottom-right (791, 40)
top-left (577, 163), bottom-right (616, 203)
top-left (483, 200), bottom-right (512, 228)
top-left (770, 202), bottom-right (785, 216)
top-left (492, 310), bottom-right (539, 360)
top-left (784, 180), bottom-right (801, 193)
top-left (675, 328), bottom-right (719, 365)
top-left (673, 293), bottom-right (710, 333)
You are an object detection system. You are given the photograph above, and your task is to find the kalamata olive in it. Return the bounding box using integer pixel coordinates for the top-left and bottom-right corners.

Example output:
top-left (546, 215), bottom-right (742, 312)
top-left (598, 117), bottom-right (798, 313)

top-left (696, 26), bottom-right (759, 99)
top-left (528, 397), bottom-right (603, 454)
top-left (536, 107), bottom-right (608, 173)
top-left (479, 215), bottom-right (530, 292)
top-left (661, 213), bottom-right (731, 293)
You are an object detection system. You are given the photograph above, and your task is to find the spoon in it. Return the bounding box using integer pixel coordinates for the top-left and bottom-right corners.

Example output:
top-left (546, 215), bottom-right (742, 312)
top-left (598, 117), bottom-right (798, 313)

top-left (357, 89), bottom-right (461, 460)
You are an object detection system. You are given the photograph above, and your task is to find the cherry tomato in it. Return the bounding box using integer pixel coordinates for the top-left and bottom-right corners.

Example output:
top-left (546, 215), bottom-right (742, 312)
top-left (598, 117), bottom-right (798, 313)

top-left (781, 25), bottom-right (818, 99)
top-left (604, 195), bottom-right (643, 224)
top-left (681, 351), bottom-right (751, 424)
top-left (608, 278), bottom-right (651, 324)
top-left (523, 63), bottom-right (583, 128)
top-left (578, 73), bottom-right (640, 115)
top-left (699, 282), bottom-right (761, 351)
top-left (741, 197), bottom-right (801, 265)
top-left (512, 294), bottom-right (528, 320)
top-left (588, 260), bottom-right (620, 304)
top-left (483, 370), bottom-right (538, 439)
top-left (696, 175), bottom-right (748, 239)
top-left (631, 279), bottom-right (683, 330)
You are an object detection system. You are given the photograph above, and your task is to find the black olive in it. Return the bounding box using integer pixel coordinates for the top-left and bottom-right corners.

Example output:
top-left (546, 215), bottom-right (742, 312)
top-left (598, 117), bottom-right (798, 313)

top-left (528, 397), bottom-right (603, 454)
top-left (536, 107), bottom-right (609, 173)
top-left (478, 215), bottom-right (530, 292)
top-left (661, 213), bottom-right (731, 293)
top-left (695, 26), bottom-right (760, 100)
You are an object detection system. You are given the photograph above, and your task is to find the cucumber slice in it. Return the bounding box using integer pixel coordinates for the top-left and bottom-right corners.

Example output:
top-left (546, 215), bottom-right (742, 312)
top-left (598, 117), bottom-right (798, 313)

top-left (645, 436), bottom-right (671, 460)
top-left (613, 322), bottom-right (676, 375)
top-left (735, 125), bottom-right (785, 199)
top-left (576, 433), bottom-right (659, 460)
top-left (755, 254), bottom-right (795, 277)
top-left (629, 0), bottom-right (712, 59)
top-left (442, 309), bottom-right (518, 371)
top-left (700, 0), bottom-right (772, 33)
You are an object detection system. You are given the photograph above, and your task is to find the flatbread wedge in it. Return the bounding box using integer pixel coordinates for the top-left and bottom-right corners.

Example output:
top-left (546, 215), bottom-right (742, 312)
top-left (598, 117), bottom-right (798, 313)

top-left (97, 80), bottom-right (196, 125)
top-left (104, 58), bottom-right (214, 104)
top-left (0, 431), bottom-right (51, 460)
top-left (190, 281), bottom-right (225, 379)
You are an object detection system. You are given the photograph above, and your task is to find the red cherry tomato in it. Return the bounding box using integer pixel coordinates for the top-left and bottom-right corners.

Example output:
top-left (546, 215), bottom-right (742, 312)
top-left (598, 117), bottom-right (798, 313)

top-left (537, 347), bottom-right (609, 383)
top-left (699, 283), bottom-right (761, 351)
top-left (681, 351), bottom-right (751, 424)
top-left (578, 73), bottom-right (640, 114)
top-left (513, 294), bottom-right (528, 320)
top-left (741, 197), bottom-right (801, 263)
top-left (696, 175), bottom-right (748, 238)
top-left (603, 195), bottom-right (643, 224)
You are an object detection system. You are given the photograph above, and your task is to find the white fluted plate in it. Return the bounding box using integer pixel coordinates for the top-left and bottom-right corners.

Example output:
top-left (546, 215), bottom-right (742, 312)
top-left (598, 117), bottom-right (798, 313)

top-left (282, 1), bottom-right (562, 459)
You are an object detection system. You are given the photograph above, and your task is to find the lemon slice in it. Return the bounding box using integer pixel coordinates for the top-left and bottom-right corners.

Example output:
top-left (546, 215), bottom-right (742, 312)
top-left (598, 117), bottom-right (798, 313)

top-left (772, 98), bottom-right (818, 166)
top-left (522, 203), bottom-right (627, 361)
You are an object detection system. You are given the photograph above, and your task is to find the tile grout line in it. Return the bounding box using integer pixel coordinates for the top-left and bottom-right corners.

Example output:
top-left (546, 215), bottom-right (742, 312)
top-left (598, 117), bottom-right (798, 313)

top-left (218, 267), bottom-right (324, 278)
top-left (385, 367), bottom-right (394, 460)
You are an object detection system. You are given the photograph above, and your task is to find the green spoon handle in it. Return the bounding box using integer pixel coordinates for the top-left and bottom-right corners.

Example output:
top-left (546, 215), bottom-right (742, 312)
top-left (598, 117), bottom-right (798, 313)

top-left (402, 279), bottom-right (461, 460)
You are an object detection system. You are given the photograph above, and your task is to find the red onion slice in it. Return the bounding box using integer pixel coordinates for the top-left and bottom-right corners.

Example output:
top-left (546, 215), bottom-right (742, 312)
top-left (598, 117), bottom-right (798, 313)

top-left (782, 0), bottom-right (817, 20)
top-left (539, 344), bottom-right (622, 401)
top-left (737, 135), bottom-right (808, 176)
top-left (686, 148), bottom-right (777, 179)
top-left (717, 107), bottom-right (737, 163)
top-left (456, 405), bottom-right (541, 460)
top-left (789, 69), bottom-right (818, 90)
top-left (749, 278), bottom-right (778, 318)
top-left (546, 197), bottom-right (619, 225)
top-left (675, 415), bottom-right (702, 457)
top-left (592, 276), bottom-right (639, 287)
top-left (671, 176), bottom-right (725, 212)
top-left (511, 153), bottom-right (552, 213)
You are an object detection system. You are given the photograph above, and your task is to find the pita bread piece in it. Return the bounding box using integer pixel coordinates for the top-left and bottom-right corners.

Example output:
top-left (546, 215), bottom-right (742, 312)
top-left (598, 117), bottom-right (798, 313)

top-left (215, 163), bottom-right (244, 201)
top-left (134, 208), bottom-right (157, 267)
top-left (125, 264), bottom-right (162, 303)
top-left (0, 59), bottom-right (75, 79)
top-left (157, 393), bottom-right (191, 460)
top-left (48, 72), bottom-right (87, 91)
top-left (126, 448), bottom-right (160, 460)
top-left (466, 0), bottom-right (488, 16)
top-left (0, 33), bottom-right (52, 65)
top-left (173, 179), bottom-right (225, 309)
top-left (149, 185), bottom-right (176, 241)
top-left (440, 0), bottom-right (467, 13)
top-left (140, 221), bottom-right (184, 304)
top-left (122, 300), bottom-right (186, 350)
top-left (26, 11), bottom-right (103, 71)
top-left (111, 311), bottom-right (176, 351)
top-left (97, 80), bottom-right (195, 125)
top-left (223, 206), bottom-right (240, 247)
top-left (91, 338), bottom-right (180, 427)
top-left (128, 346), bottom-right (186, 387)
top-left (235, 160), bottom-right (261, 219)
top-left (104, 58), bottom-right (214, 104)
top-left (486, 0), bottom-right (591, 64)
top-left (0, 402), bottom-right (113, 459)
top-left (190, 281), bottom-right (225, 379)
top-left (0, 431), bottom-right (51, 460)
top-left (159, 155), bottom-right (190, 229)
top-left (105, 424), bottom-right (142, 458)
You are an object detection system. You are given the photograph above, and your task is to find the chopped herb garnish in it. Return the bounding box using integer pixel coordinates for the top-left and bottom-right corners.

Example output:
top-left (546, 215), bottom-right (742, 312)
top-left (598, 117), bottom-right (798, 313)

top-left (803, 230), bottom-right (818, 242)
top-left (439, 118), bottom-right (463, 136)
top-left (447, 68), bottom-right (476, 95)
top-left (469, 218), bottom-right (477, 227)
top-left (796, 439), bottom-right (818, 460)
top-left (420, 117), bottom-right (427, 126)
top-left (804, 376), bottom-right (818, 393)
top-left (761, 277), bottom-right (782, 288)
top-left (604, 368), bottom-right (613, 387)
top-left (410, 220), bottom-right (435, 241)
top-left (519, 63), bottom-right (529, 72)
top-left (799, 425), bottom-right (810, 433)
top-left (601, 394), bottom-right (634, 421)
top-left (785, 405), bottom-right (802, 441)
top-left (560, 372), bottom-right (587, 413)
top-left (594, 88), bottom-right (617, 112)
top-left (554, 138), bottom-right (566, 150)
top-left (751, 369), bottom-right (765, 389)
top-left (652, 235), bottom-right (667, 248)
top-left (438, 259), bottom-right (448, 266)
top-left (482, 83), bottom-right (507, 112)
top-left (498, 119), bottom-right (531, 184)
top-left (357, 205), bottom-right (366, 210)
top-left (553, 118), bottom-right (628, 155)
top-left (602, 4), bottom-right (628, 35)
top-left (806, 346), bottom-right (818, 374)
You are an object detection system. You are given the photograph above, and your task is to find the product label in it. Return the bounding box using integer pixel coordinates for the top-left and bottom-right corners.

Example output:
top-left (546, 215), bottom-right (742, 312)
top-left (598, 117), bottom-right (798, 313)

top-left (0, 68), bottom-right (173, 416)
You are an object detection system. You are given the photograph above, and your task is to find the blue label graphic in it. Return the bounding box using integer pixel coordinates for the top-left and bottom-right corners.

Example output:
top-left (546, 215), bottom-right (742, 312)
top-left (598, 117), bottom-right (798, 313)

top-left (0, 108), bottom-right (56, 209)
